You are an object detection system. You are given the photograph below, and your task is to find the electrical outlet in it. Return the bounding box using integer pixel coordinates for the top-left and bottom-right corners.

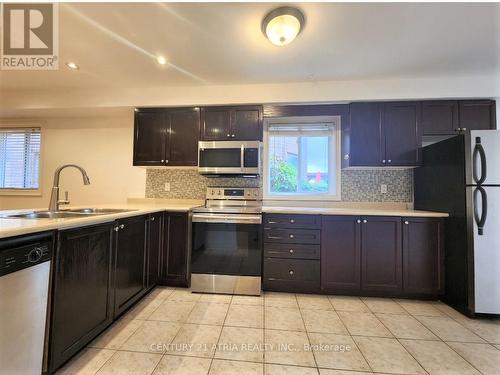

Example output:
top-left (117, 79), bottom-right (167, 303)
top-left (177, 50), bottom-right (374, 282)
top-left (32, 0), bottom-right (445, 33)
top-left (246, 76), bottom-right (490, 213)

top-left (380, 184), bottom-right (388, 194)
top-left (164, 182), bottom-right (170, 192)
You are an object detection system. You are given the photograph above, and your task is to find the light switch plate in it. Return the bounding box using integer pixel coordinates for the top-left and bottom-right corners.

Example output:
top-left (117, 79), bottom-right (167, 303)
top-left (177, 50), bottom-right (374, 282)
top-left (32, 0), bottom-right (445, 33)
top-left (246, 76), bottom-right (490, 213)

top-left (380, 184), bottom-right (388, 194)
top-left (164, 182), bottom-right (170, 192)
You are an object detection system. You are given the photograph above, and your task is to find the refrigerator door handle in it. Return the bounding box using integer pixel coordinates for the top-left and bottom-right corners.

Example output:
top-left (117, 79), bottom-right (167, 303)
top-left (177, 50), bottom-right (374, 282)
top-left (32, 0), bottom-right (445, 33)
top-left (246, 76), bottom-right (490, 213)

top-left (473, 137), bottom-right (487, 185)
top-left (474, 186), bottom-right (488, 236)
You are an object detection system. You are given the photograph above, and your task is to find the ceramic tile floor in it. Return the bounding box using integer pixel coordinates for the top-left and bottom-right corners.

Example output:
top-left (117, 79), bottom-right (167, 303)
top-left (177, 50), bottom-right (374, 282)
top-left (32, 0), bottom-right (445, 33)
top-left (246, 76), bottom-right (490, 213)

top-left (57, 288), bottom-right (500, 375)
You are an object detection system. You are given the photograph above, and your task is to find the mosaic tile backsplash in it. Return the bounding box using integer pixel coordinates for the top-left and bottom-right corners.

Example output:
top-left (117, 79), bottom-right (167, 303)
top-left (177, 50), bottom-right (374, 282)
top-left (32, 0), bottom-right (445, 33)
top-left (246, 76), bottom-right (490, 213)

top-left (146, 168), bottom-right (413, 202)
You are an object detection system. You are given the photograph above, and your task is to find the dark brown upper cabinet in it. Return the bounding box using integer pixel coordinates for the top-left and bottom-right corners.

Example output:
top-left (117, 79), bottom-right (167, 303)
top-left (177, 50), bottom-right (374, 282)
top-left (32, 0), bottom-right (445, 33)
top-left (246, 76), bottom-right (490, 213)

top-left (133, 107), bottom-right (200, 166)
top-left (361, 216), bottom-right (403, 293)
top-left (384, 102), bottom-right (422, 166)
top-left (422, 100), bottom-right (496, 135)
top-left (345, 102), bottom-right (421, 167)
top-left (201, 105), bottom-right (263, 141)
top-left (422, 101), bottom-right (459, 135)
top-left (458, 100), bottom-right (496, 131)
top-left (347, 102), bottom-right (384, 167)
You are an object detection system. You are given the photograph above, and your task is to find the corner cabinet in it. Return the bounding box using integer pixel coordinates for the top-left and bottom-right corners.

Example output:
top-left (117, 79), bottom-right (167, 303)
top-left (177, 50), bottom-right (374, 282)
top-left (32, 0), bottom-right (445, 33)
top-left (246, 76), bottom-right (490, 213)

top-left (133, 107), bottom-right (200, 166)
top-left (201, 105), bottom-right (263, 141)
top-left (48, 223), bottom-right (114, 373)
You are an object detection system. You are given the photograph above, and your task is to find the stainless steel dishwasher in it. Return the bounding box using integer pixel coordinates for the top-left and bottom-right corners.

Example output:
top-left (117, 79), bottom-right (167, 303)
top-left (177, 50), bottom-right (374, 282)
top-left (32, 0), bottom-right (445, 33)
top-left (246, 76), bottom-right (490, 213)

top-left (0, 232), bottom-right (53, 375)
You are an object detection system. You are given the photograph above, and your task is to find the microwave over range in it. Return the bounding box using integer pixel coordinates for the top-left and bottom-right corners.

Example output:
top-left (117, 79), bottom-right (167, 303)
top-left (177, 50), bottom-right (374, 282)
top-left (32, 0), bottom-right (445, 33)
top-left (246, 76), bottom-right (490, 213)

top-left (198, 141), bottom-right (262, 176)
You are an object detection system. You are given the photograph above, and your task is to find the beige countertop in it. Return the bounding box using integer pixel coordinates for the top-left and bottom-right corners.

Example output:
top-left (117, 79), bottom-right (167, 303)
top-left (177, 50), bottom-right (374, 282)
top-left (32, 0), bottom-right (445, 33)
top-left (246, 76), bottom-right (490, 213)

top-left (0, 199), bottom-right (203, 239)
top-left (262, 206), bottom-right (449, 218)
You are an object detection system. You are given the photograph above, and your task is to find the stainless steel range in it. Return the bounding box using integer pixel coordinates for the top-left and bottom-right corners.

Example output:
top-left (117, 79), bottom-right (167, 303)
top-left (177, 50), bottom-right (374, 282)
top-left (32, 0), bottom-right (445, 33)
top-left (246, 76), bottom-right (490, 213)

top-left (191, 187), bottom-right (262, 295)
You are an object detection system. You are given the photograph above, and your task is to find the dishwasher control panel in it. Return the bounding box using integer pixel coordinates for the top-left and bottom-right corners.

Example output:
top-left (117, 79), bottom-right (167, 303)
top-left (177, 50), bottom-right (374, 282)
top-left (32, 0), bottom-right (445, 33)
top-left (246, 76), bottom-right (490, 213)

top-left (0, 234), bottom-right (53, 276)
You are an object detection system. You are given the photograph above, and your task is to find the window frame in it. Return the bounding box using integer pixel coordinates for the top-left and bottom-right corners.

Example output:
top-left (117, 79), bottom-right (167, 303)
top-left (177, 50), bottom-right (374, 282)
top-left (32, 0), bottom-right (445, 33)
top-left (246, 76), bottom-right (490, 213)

top-left (263, 115), bottom-right (342, 201)
top-left (0, 122), bottom-right (43, 196)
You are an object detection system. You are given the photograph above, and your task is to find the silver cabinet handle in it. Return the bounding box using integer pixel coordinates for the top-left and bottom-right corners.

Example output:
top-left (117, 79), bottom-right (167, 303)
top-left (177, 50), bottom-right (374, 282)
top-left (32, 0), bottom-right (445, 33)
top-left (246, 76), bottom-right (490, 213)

top-left (289, 270), bottom-right (294, 275)
top-left (290, 219), bottom-right (295, 224)
top-left (362, 219), bottom-right (367, 224)
top-left (382, 160), bottom-right (386, 164)
top-left (231, 134), bottom-right (235, 137)
top-left (289, 234), bottom-right (295, 239)
top-left (151, 217), bottom-right (155, 222)
top-left (462, 128), bottom-right (467, 131)
top-left (357, 219), bottom-right (361, 224)
top-left (119, 224), bottom-right (125, 229)
top-left (404, 221), bottom-right (409, 225)
top-left (344, 154), bottom-right (350, 160)
top-left (227, 134), bottom-right (231, 137)
top-left (388, 159), bottom-right (392, 163)
top-left (165, 160), bottom-right (169, 163)
top-left (161, 159), bottom-right (164, 162)
top-left (289, 249), bottom-right (294, 253)
top-left (114, 226), bottom-right (119, 232)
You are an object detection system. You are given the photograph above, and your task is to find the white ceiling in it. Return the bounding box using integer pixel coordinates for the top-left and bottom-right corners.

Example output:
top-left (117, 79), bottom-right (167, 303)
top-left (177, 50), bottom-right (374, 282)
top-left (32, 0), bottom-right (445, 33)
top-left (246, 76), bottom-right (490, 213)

top-left (0, 2), bottom-right (499, 92)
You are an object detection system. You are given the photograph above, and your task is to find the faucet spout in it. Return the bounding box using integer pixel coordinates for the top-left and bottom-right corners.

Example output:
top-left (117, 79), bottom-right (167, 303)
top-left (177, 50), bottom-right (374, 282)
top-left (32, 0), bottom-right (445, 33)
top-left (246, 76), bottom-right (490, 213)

top-left (48, 164), bottom-right (91, 212)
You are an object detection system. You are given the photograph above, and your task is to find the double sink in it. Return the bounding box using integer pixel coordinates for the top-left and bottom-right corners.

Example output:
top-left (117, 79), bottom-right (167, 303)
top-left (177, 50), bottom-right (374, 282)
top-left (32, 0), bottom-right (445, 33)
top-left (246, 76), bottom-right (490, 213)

top-left (3, 208), bottom-right (136, 219)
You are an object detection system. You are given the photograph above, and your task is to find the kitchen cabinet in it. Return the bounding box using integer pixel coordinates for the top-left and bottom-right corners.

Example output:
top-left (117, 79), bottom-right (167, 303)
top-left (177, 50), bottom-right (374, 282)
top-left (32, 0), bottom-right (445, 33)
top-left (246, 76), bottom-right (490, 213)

top-left (133, 107), bottom-right (200, 166)
top-left (383, 102), bottom-right (422, 166)
top-left (347, 102), bottom-right (384, 167)
top-left (361, 216), bottom-right (402, 293)
top-left (48, 223), bottom-right (114, 373)
top-left (321, 216), bottom-right (361, 292)
top-left (113, 215), bottom-right (148, 317)
top-left (146, 212), bottom-right (163, 289)
top-left (402, 217), bottom-right (445, 295)
top-left (422, 101), bottom-right (459, 135)
top-left (263, 258), bottom-right (320, 293)
top-left (161, 212), bottom-right (190, 287)
top-left (345, 102), bottom-right (421, 167)
top-left (459, 100), bottom-right (496, 131)
top-left (201, 105), bottom-right (263, 141)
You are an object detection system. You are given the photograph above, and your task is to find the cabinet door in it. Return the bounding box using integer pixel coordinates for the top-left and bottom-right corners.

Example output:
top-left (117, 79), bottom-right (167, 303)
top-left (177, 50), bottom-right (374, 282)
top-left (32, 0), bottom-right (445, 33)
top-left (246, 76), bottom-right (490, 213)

top-left (113, 215), bottom-right (147, 317)
top-left (348, 102), bottom-right (384, 166)
top-left (201, 107), bottom-right (231, 140)
top-left (162, 212), bottom-right (190, 287)
top-left (146, 213), bottom-right (163, 289)
top-left (403, 218), bottom-right (444, 295)
top-left (422, 101), bottom-right (459, 135)
top-left (133, 110), bottom-right (167, 166)
top-left (361, 216), bottom-right (402, 293)
top-left (321, 216), bottom-right (361, 292)
top-left (459, 100), bottom-right (496, 131)
top-left (231, 106), bottom-right (263, 141)
top-left (384, 102), bottom-right (422, 166)
top-left (167, 108), bottom-right (200, 166)
top-left (49, 224), bottom-right (113, 372)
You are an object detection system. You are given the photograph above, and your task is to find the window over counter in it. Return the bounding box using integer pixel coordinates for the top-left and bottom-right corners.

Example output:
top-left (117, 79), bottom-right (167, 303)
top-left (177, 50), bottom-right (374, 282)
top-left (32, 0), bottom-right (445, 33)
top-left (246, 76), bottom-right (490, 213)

top-left (0, 127), bottom-right (41, 193)
top-left (263, 116), bottom-right (341, 200)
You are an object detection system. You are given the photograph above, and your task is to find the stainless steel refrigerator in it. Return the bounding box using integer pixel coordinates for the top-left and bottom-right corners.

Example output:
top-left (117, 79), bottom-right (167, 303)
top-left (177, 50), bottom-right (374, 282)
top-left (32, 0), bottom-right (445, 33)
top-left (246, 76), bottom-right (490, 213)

top-left (415, 130), bottom-right (500, 316)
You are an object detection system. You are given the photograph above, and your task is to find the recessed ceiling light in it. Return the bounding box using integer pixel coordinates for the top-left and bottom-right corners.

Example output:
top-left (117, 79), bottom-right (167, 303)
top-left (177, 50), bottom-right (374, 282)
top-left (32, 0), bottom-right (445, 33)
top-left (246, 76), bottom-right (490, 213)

top-left (262, 7), bottom-right (305, 46)
top-left (66, 62), bottom-right (79, 70)
top-left (156, 56), bottom-right (167, 65)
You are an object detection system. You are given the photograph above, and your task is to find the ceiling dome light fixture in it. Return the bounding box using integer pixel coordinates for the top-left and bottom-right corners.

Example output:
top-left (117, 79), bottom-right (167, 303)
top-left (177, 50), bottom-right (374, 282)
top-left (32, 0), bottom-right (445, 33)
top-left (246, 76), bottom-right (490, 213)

top-left (262, 6), bottom-right (305, 46)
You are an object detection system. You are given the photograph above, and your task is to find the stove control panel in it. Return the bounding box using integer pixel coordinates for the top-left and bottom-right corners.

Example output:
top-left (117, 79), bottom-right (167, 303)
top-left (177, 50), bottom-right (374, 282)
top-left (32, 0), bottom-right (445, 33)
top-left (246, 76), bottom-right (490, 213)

top-left (206, 187), bottom-right (261, 200)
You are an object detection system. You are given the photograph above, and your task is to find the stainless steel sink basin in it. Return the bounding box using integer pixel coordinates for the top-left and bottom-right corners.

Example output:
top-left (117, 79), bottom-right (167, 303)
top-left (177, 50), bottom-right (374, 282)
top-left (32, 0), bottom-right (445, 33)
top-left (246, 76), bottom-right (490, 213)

top-left (64, 208), bottom-right (137, 215)
top-left (4, 211), bottom-right (88, 219)
top-left (2, 208), bottom-right (136, 219)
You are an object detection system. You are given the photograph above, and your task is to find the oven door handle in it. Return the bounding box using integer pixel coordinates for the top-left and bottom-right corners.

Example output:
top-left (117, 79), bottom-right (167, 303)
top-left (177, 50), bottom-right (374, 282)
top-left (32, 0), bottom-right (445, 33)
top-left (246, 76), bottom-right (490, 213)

top-left (192, 213), bottom-right (262, 224)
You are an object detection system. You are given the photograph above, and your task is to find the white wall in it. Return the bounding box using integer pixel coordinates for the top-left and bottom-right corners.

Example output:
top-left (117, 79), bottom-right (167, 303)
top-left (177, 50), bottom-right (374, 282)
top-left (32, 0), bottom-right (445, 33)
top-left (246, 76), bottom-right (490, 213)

top-left (0, 113), bottom-right (146, 210)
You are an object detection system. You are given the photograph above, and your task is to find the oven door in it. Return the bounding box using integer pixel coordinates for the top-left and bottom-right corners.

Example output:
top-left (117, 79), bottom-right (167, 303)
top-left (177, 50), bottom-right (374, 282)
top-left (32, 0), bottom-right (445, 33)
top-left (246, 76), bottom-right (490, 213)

top-left (198, 141), bottom-right (261, 175)
top-left (191, 213), bottom-right (262, 277)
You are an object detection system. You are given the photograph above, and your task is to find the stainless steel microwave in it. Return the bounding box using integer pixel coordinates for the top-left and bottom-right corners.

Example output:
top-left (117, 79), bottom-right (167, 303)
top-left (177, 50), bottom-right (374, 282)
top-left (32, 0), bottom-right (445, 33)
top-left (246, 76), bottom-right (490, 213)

top-left (198, 141), bottom-right (262, 176)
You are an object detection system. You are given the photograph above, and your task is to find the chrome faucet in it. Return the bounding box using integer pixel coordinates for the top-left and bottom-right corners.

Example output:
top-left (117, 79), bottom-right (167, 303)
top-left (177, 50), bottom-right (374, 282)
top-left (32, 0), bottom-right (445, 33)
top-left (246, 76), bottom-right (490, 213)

top-left (48, 164), bottom-right (91, 212)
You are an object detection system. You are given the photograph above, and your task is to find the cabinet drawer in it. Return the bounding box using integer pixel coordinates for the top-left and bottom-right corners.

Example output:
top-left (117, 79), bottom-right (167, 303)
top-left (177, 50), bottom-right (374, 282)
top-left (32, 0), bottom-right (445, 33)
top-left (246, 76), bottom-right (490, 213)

top-left (264, 243), bottom-right (320, 260)
top-left (264, 214), bottom-right (321, 229)
top-left (263, 258), bottom-right (320, 293)
top-left (264, 228), bottom-right (320, 244)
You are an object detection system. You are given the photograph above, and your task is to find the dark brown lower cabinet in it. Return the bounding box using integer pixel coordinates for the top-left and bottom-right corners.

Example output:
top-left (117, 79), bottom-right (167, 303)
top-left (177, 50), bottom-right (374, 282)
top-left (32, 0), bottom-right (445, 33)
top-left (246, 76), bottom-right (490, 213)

top-left (146, 212), bottom-right (163, 289)
top-left (161, 212), bottom-right (190, 287)
top-left (113, 215), bottom-right (148, 318)
top-left (321, 216), bottom-right (361, 292)
top-left (403, 218), bottom-right (445, 295)
top-left (48, 223), bottom-right (114, 373)
top-left (264, 258), bottom-right (320, 293)
top-left (361, 216), bottom-right (402, 293)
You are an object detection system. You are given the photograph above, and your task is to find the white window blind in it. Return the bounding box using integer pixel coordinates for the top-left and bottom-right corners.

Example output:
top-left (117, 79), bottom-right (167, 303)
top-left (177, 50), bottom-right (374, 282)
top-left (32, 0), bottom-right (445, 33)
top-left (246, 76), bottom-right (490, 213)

top-left (0, 128), bottom-right (41, 189)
